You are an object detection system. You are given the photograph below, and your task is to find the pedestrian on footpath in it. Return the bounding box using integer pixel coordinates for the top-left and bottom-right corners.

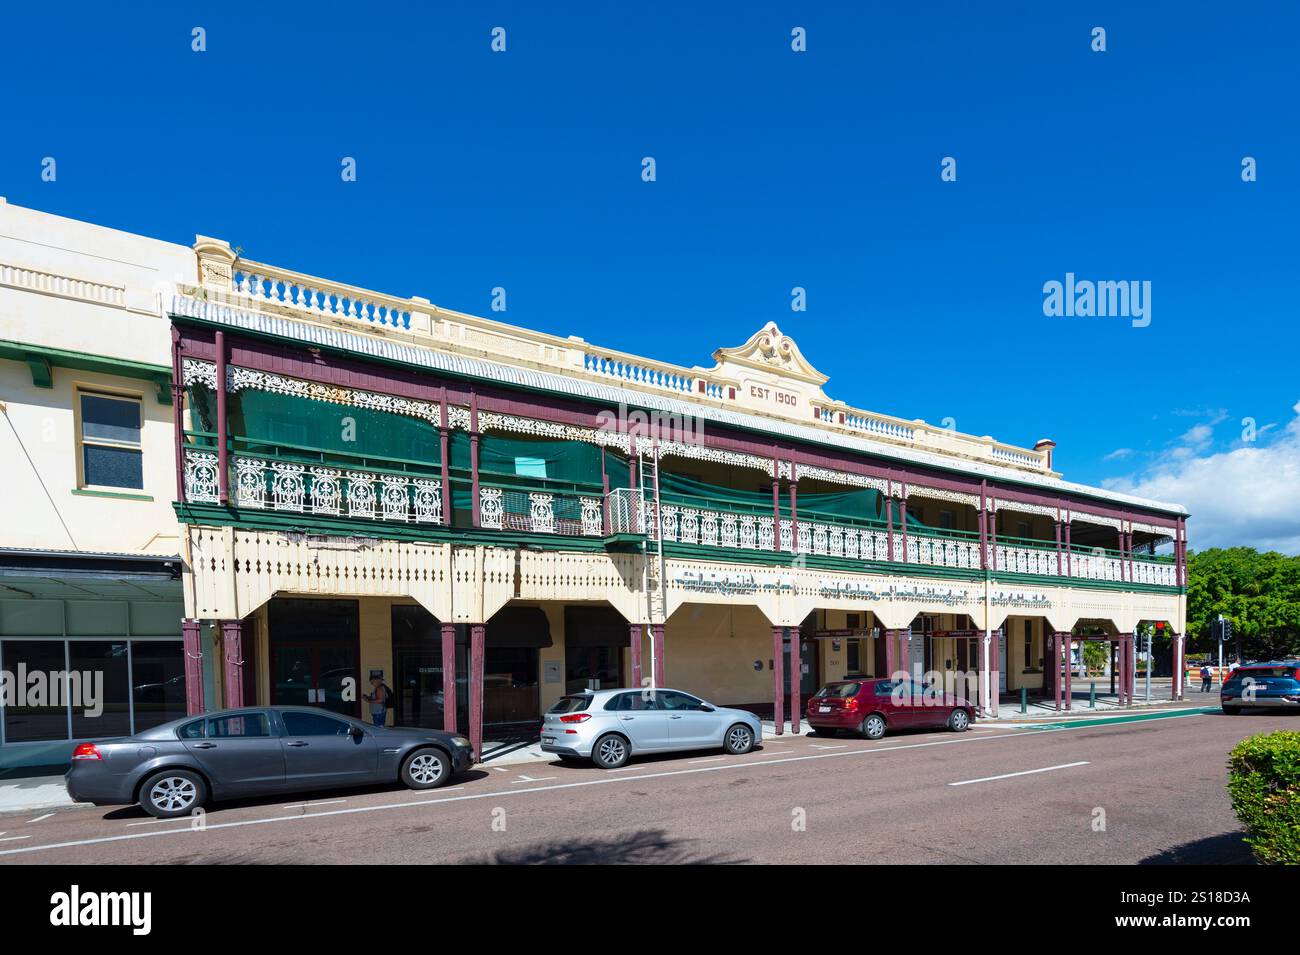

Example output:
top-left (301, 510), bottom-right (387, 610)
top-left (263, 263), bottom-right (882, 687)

top-left (1200, 664), bottom-right (1212, 692)
top-left (364, 676), bottom-right (394, 727)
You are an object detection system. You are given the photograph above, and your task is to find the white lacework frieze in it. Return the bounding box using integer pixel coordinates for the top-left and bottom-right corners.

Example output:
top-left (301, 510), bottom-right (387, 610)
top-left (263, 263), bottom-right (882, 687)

top-left (993, 498), bottom-right (1059, 519)
top-left (477, 411), bottom-right (630, 452)
top-left (1130, 521), bottom-right (1174, 536)
top-left (908, 486), bottom-right (981, 508)
top-left (184, 448), bottom-right (443, 525)
top-left (793, 463), bottom-right (888, 493)
top-left (183, 359), bottom-right (443, 425)
top-left (658, 440), bottom-right (773, 475)
top-left (181, 358), bottom-right (218, 389)
top-left (1066, 511), bottom-right (1124, 532)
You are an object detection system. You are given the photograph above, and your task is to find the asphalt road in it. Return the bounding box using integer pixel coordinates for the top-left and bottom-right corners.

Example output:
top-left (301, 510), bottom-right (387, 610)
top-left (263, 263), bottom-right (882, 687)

top-left (0, 708), bottom-right (1287, 864)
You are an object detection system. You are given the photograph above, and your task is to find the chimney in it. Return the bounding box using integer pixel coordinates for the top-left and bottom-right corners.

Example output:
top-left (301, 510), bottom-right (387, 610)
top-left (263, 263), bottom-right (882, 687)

top-left (1034, 438), bottom-right (1056, 469)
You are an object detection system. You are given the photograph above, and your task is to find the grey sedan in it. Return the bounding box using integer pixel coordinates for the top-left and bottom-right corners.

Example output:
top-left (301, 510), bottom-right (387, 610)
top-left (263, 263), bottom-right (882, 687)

top-left (66, 706), bottom-right (474, 818)
top-left (540, 687), bottom-right (763, 768)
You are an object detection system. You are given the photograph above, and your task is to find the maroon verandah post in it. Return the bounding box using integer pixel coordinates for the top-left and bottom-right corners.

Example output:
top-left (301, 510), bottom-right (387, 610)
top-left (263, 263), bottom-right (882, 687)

top-left (1054, 633), bottom-right (1064, 711)
top-left (469, 393), bottom-right (481, 528)
top-left (220, 619), bottom-right (244, 708)
top-left (439, 387), bottom-right (451, 526)
top-left (182, 618), bottom-right (204, 715)
top-left (771, 469), bottom-right (781, 551)
top-left (214, 329), bottom-right (229, 505)
top-left (441, 622), bottom-right (457, 733)
top-left (789, 473), bottom-right (799, 555)
top-left (629, 623), bottom-right (643, 686)
top-left (1063, 634), bottom-right (1073, 710)
top-left (771, 626), bottom-right (785, 734)
top-left (899, 487), bottom-right (908, 563)
top-left (171, 327), bottom-right (186, 503)
top-left (469, 623), bottom-right (485, 758)
top-left (790, 627), bottom-right (801, 733)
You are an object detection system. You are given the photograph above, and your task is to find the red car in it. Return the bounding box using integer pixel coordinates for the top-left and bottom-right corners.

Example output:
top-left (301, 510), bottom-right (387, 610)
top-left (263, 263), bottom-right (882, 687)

top-left (805, 677), bottom-right (976, 739)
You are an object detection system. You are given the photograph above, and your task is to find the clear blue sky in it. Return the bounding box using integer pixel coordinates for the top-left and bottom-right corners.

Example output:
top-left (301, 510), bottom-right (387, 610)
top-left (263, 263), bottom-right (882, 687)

top-left (3, 2), bottom-right (1297, 547)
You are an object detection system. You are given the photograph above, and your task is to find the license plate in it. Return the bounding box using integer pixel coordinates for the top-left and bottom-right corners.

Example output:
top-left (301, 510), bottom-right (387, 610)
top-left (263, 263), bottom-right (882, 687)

top-left (819, 706), bottom-right (831, 713)
top-left (542, 735), bottom-right (555, 744)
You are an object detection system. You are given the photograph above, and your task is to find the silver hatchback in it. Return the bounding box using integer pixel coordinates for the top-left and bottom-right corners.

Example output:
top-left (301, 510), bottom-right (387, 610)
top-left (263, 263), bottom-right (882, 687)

top-left (540, 687), bottom-right (763, 768)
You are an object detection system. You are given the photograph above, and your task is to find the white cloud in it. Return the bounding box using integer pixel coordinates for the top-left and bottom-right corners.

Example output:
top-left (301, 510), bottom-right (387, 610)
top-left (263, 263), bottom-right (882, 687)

top-left (1103, 447), bottom-right (1133, 461)
top-left (1104, 402), bottom-right (1300, 555)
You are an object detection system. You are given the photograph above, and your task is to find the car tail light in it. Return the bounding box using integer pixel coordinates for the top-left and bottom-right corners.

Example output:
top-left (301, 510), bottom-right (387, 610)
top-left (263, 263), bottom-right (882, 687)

top-left (559, 713), bottom-right (591, 723)
top-left (844, 697), bottom-right (859, 710)
top-left (72, 743), bottom-right (102, 761)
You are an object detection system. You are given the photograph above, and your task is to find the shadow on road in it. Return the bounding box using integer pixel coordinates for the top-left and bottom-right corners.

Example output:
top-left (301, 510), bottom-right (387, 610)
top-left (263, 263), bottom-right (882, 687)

top-left (99, 770), bottom-right (497, 821)
top-left (458, 828), bottom-right (747, 865)
top-left (1140, 831), bottom-right (1255, 865)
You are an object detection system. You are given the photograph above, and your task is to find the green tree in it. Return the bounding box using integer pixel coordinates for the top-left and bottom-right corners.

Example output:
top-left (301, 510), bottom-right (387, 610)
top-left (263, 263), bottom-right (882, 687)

top-left (1186, 548), bottom-right (1300, 660)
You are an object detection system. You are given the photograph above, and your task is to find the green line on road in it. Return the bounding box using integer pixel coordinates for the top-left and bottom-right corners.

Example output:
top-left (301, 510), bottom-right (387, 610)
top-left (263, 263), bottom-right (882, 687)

top-left (1015, 707), bottom-right (1220, 732)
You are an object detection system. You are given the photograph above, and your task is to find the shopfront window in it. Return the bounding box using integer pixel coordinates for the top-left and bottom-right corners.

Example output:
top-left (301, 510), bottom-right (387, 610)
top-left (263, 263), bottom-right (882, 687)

top-left (0, 639), bottom-right (184, 745)
top-left (69, 641), bottom-right (130, 738)
top-left (0, 641), bottom-right (68, 742)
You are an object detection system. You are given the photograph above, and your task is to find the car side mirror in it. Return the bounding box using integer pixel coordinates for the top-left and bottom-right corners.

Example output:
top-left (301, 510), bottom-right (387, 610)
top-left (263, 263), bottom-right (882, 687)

top-left (350, 726), bottom-right (365, 740)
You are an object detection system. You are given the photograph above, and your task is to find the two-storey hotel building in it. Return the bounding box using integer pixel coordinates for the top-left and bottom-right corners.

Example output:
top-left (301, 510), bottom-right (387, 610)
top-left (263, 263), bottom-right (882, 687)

top-left (0, 200), bottom-right (1189, 765)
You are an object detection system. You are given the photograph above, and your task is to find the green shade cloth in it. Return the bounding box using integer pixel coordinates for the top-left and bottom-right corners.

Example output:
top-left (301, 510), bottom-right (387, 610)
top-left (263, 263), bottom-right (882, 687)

top-left (187, 385), bottom-right (441, 467)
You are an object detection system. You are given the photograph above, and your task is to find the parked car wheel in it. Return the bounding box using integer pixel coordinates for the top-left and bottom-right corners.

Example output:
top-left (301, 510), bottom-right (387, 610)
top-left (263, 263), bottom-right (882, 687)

top-left (860, 713), bottom-right (887, 740)
top-left (948, 708), bottom-right (971, 732)
top-left (139, 769), bottom-right (208, 819)
top-left (592, 733), bottom-right (630, 769)
top-left (723, 723), bottom-right (755, 755)
top-left (401, 747), bottom-right (452, 789)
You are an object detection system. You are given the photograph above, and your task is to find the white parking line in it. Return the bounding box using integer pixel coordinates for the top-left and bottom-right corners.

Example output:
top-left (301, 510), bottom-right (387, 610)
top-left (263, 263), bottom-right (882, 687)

top-left (948, 761), bottom-right (1089, 787)
top-left (688, 756), bottom-right (725, 763)
top-left (510, 776), bottom-right (556, 784)
top-left (280, 799), bottom-right (347, 810)
top-left (27, 814), bottom-right (55, 824)
top-left (0, 835), bottom-right (31, 843)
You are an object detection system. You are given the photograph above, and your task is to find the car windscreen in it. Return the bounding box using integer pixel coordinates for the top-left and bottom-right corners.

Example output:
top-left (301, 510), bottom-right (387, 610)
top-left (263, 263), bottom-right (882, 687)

top-left (814, 682), bottom-right (861, 698)
top-left (548, 695), bottom-right (593, 714)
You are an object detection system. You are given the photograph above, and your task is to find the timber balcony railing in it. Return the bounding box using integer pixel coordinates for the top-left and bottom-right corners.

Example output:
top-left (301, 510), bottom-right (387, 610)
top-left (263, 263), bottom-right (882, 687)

top-left (607, 489), bottom-right (1178, 588)
top-left (180, 444), bottom-right (1176, 587)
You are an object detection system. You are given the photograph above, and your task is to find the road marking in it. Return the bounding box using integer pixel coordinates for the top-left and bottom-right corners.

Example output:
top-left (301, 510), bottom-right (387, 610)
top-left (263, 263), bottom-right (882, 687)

top-left (0, 714), bottom-right (1205, 859)
top-left (510, 776), bottom-right (556, 784)
top-left (27, 814), bottom-right (55, 824)
top-left (0, 835), bottom-right (31, 843)
top-left (492, 767), bottom-right (510, 773)
top-left (688, 756), bottom-right (725, 763)
top-left (809, 743), bottom-right (848, 750)
top-left (948, 761), bottom-right (1090, 787)
top-left (280, 799), bottom-right (347, 810)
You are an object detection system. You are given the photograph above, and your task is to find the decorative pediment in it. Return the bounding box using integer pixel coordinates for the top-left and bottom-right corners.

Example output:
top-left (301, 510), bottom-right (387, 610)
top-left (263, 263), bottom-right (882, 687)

top-left (709, 322), bottom-right (829, 386)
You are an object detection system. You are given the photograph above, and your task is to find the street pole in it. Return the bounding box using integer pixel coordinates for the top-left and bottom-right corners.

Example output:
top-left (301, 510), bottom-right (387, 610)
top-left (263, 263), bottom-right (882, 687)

top-left (1217, 614), bottom-right (1224, 686)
